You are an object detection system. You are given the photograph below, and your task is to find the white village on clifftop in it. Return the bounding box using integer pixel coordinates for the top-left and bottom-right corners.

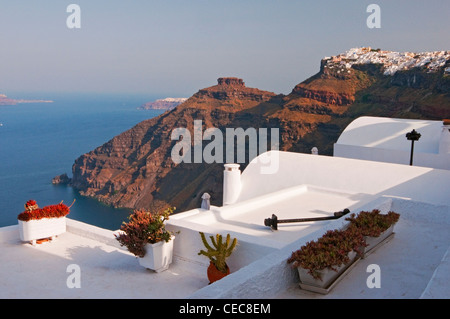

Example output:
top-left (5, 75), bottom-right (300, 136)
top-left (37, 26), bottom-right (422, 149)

top-left (1, 112), bottom-right (449, 299)
top-left (324, 47), bottom-right (450, 76)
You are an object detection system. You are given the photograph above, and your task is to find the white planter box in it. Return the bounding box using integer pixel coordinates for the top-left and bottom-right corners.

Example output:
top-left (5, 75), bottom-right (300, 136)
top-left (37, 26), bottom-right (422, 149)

top-left (138, 236), bottom-right (175, 273)
top-left (297, 251), bottom-right (358, 289)
top-left (362, 224), bottom-right (395, 257)
top-left (18, 217), bottom-right (66, 244)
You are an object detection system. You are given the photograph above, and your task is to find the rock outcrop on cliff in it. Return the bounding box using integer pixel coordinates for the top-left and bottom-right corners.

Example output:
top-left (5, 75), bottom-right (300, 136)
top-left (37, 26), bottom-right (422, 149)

top-left (71, 48), bottom-right (450, 212)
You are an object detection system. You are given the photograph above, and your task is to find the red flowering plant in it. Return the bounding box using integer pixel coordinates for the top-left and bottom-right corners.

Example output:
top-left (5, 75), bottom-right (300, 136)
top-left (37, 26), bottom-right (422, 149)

top-left (287, 228), bottom-right (366, 281)
top-left (115, 206), bottom-right (175, 258)
top-left (345, 209), bottom-right (400, 237)
top-left (17, 199), bottom-right (74, 222)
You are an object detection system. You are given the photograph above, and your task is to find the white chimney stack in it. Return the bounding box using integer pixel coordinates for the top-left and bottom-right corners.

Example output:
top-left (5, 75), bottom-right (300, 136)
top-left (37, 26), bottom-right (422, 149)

top-left (223, 163), bottom-right (241, 205)
top-left (439, 120), bottom-right (450, 154)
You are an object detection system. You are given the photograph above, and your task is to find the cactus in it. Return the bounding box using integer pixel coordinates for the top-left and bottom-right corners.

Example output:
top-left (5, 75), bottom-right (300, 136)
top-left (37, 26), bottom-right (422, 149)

top-left (198, 232), bottom-right (237, 273)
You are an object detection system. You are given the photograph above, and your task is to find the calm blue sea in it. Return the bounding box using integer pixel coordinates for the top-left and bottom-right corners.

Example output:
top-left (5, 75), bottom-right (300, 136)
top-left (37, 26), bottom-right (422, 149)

top-left (0, 93), bottom-right (165, 230)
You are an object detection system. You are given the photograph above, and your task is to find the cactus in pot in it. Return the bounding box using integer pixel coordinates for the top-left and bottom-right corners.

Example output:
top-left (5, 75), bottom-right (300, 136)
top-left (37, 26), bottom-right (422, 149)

top-left (198, 232), bottom-right (237, 283)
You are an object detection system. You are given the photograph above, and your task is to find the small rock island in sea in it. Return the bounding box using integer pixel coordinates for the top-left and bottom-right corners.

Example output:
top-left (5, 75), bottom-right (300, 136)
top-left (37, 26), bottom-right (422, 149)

top-left (0, 93), bottom-right (53, 106)
top-left (52, 173), bottom-right (72, 185)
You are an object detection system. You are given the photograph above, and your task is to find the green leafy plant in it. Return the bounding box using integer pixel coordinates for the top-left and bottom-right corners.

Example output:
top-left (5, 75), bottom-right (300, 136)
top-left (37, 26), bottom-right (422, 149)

top-left (115, 206), bottom-right (175, 258)
top-left (287, 228), bottom-right (366, 281)
top-left (345, 209), bottom-right (400, 237)
top-left (198, 232), bottom-right (238, 273)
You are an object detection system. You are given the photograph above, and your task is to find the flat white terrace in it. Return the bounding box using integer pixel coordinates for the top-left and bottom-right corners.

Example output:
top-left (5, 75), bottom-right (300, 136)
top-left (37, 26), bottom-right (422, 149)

top-left (1, 152), bottom-right (449, 299)
top-left (0, 219), bottom-right (208, 299)
top-left (1, 197), bottom-right (448, 299)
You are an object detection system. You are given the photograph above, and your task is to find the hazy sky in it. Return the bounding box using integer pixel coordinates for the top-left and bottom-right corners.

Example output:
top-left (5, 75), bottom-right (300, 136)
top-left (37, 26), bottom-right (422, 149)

top-left (1, 0), bottom-right (449, 97)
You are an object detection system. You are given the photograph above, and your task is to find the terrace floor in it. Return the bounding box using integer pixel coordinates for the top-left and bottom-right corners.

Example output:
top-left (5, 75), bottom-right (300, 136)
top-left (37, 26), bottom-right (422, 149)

top-left (0, 222), bottom-right (208, 299)
top-left (1, 197), bottom-right (449, 299)
top-left (277, 214), bottom-right (450, 299)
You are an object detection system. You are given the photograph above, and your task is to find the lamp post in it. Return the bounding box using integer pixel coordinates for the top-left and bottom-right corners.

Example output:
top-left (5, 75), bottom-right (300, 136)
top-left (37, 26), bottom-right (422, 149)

top-left (406, 129), bottom-right (421, 166)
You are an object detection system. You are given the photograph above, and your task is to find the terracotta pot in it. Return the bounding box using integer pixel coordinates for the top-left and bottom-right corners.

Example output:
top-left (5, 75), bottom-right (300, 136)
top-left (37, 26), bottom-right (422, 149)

top-left (207, 262), bottom-right (230, 284)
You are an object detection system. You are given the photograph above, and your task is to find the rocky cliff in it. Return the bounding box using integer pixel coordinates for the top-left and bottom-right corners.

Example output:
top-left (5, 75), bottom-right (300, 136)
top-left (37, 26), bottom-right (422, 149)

top-left (71, 77), bottom-right (278, 209)
top-left (70, 48), bottom-right (450, 212)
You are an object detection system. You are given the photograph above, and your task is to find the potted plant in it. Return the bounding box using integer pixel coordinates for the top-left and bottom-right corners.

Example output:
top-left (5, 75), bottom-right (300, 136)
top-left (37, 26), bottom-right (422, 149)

top-left (17, 199), bottom-right (73, 245)
top-left (115, 206), bottom-right (176, 273)
top-left (287, 228), bottom-right (365, 289)
top-left (345, 209), bottom-right (400, 256)
top-left (198, 232), bottom-right (238, 284)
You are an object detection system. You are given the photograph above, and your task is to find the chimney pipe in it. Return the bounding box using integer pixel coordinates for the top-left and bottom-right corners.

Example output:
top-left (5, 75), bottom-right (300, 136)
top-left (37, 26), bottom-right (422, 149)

top-left (223, 164), bottom-right (241, 205)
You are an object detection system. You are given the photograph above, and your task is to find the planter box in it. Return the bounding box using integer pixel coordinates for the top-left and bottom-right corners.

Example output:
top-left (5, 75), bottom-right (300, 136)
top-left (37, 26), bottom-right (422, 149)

top-left (362, 224), bottom-right (395, 257)
top-left (297, 251), bottom-right (359, 291)
top-left (138, 236), bottom-right (175, 273)
top-left (19, 217), bottom-right (66, 245)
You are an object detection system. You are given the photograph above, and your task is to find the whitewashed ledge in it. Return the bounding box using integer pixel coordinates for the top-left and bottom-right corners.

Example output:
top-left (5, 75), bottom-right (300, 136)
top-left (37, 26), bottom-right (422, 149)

top-left (420, 247), bottom-right (450, 299)
top-left (65, 218), bottom-right (122, 249)
top-left (0, 196), bottom-right (449, 299)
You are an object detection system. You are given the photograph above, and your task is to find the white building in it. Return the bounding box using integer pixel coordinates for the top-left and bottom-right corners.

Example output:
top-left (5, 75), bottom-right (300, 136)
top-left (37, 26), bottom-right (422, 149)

top-left (334, 116), bottom-right (450, 170)
top-left (1, 119), bottom-right (449, 299)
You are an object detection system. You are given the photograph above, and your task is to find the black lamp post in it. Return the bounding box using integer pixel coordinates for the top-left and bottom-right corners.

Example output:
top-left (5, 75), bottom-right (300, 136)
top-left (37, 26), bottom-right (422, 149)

top-left (406, 129), bottom-right (421, 166)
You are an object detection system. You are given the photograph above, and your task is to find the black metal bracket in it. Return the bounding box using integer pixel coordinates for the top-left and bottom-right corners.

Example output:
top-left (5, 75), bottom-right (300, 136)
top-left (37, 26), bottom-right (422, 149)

top-left (264, 209), bottom-right (350, 230)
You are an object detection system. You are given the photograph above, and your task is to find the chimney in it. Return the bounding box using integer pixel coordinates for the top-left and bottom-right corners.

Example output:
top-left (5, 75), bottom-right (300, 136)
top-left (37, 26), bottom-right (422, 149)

top-left (223, 164), bottom-right (241, 205)
top-left (439, 119), bottom-right (450, 154)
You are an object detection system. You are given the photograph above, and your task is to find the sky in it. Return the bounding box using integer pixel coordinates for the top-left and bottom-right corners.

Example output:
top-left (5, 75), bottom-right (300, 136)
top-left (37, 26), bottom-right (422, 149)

top-left (0, 0), bottom-right (449, 97)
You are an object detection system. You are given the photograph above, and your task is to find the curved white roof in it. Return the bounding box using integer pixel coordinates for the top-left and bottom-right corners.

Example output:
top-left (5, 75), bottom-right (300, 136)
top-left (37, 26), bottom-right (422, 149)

top-left (237, 150), bottom-right (450, 206)
top-left (336, 116), bottom-right (443, 153)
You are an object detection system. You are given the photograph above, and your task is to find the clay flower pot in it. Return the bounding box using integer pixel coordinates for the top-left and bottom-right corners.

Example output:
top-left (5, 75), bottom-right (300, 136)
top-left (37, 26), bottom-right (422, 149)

top-left (207, 262), bottom-right (230, 284)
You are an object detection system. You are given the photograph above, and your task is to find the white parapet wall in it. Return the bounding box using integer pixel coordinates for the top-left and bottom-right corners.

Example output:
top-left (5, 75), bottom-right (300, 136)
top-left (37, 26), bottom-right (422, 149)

top-left (66, 218), bottom-right (122, 249)
top-left (166, 214), bottom-right (279, 272)
top-left (334, 117), bottom-right (450, 170)
top-left (334, 143), bottom-right (450, 170)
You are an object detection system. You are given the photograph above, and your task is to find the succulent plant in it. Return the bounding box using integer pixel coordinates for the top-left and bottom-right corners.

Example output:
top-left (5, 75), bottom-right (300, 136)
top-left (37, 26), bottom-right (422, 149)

top-left (115, 206), bottom-right (175, 258)
top-left (345, 209), bottom-right (400, 237)
top-left (198, 232), bottom-right (237, 273)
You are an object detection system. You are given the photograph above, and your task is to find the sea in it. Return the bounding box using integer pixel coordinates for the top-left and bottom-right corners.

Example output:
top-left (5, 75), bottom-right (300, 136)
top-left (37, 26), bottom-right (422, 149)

top-left (0, 93), bottom-right (165, 230)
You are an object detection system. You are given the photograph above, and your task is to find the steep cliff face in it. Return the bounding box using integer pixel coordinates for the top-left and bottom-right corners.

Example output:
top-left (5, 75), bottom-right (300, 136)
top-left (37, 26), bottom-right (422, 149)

top-left (70, 48), bottom-right (450, 212)
top-left (71, 78), bottom-right (278, 209)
